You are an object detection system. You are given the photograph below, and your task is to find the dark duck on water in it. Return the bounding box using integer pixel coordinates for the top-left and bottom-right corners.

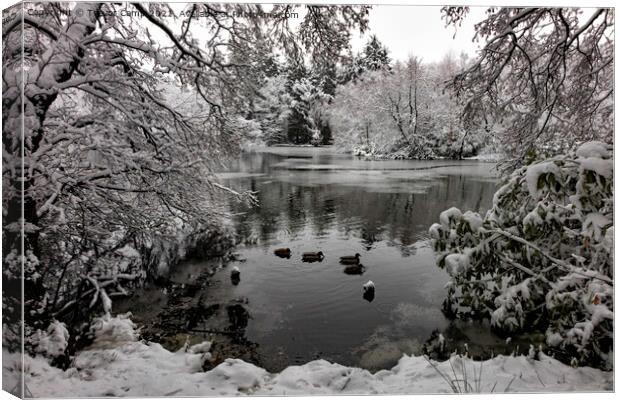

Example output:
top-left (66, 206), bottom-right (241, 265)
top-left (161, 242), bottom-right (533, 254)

top-left (302, 251), bottom-right (324, 262)
top-left (363, 280), bottom-right (375, 302)
top-left (339, 253), bottom-right (361, 265)
top-left (230, 266), bottom-right (241, 285)
top-left (343, 263), bottom-right (365, 275)
top-left (273, 247), bottom-right (292, 258)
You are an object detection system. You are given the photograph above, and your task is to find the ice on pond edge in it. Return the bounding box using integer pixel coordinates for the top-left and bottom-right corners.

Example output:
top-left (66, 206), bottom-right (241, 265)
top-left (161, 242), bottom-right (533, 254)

top-left (5, 314), bottom-right (612, 397)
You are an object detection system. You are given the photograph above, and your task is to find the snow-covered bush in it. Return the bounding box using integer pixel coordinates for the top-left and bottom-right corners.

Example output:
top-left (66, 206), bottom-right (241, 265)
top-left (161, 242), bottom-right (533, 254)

top-left (429, 142), bottom-right (613, 368)
top-left (352, 143), bottom-right (378, 158)
top-left (88, 313), bottom-right (138, 350)
top-left (32, 320), bottom-right (69, 358)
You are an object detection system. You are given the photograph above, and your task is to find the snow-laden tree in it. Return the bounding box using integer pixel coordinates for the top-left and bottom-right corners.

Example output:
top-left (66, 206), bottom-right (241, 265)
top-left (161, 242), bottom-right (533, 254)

top-left (429, 142), bottom-right (613, 368)
top-left (443, 7), bottom-right (614, 171)
top-left (338, 35), bottom-right (391, 84)
top-left (290, 78), bottom-right (332, 144)
top-left (429, 53), bottom-right (496, 159)
top-left (329, 54), bottom-right (492, 159)
top-left (358, 34), bottom-right (392, 73)
top-left (2, 1), bottom-right (263, 340)
top-left (382, 57), bottom-right (437, 158)
top-left (329, 71), bottom-right (394, 155)
top-left (2, 2), bottom-right (369, 348)
top-left (250, 75), bottom-right (293, 145)
top-left (330, 60), bottom-right (436, 158)
top-left (277, 7), bottom-right (372, 146)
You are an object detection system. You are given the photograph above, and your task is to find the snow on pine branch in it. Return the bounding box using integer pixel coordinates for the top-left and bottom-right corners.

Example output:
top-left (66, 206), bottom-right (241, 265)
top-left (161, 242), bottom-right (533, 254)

top-left (429, 141), bottom-right (613, 368)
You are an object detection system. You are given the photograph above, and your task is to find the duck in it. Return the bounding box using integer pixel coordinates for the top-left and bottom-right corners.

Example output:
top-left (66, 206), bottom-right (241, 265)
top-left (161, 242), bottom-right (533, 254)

top-left (274, 247), bottom-right (292, 258)
top-left (302, 251), bottom-right (324, 262)
top-left (339, 253), bottom-right (361, 265)
top-left (363, 280), bottom-right (375, 302)
top-left (343, 263), bottom-right (365, 275)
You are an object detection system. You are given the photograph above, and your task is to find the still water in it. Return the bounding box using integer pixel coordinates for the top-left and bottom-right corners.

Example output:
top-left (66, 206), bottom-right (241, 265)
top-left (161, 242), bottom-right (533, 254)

top-left (121, 146), bottom-right (505, 372)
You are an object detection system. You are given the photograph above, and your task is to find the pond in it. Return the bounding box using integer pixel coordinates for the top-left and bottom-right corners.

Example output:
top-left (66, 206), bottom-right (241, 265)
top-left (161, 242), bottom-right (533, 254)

top-left (119, 146), bottom-right (535, 373)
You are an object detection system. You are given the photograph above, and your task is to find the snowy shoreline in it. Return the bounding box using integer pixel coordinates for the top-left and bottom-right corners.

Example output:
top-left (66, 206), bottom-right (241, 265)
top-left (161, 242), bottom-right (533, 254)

top-left (3, 315), bottom-right (613, 397)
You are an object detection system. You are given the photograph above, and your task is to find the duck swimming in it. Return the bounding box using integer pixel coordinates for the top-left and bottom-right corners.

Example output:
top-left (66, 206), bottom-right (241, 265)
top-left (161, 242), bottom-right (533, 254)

top-left (302, 251), bottom-right (324, 262)
top-left (343, 263), bottom-right (365, 275)
top-left (274, 247), bottom-right (292, 258)
top-left (230, 266), bottom-right (241, 285)
top-left (363, 280), bottom-right (375, 302)
top-left (339, 253), bottom-right (361, 265)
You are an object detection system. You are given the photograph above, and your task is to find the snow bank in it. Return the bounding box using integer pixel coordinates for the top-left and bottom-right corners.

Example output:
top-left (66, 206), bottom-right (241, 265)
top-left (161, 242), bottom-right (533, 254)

top-left (8, 335), bottom-right (612, 396)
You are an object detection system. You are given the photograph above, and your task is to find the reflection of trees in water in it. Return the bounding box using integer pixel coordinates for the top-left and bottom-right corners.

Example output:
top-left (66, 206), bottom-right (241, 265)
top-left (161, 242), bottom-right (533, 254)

top-left (227, 152), bottom-right (283, 174)
top-left (361, 227), bottom-right (380, 250)
top-left (422, 319), bottom-right (546, 363)
top-left (225, 171), bottom-right (497, 253)
top-left (285, 187), bottom-right (307, 237)
top-left (309, 196), bottom-right (337, 238)
top-left (227, 304), bottom-right (250, 336)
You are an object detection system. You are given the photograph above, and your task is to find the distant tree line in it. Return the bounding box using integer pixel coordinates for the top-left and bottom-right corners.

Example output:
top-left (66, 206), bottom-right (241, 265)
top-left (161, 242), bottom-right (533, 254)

top-left (245, 34), bottom-right (496, 159)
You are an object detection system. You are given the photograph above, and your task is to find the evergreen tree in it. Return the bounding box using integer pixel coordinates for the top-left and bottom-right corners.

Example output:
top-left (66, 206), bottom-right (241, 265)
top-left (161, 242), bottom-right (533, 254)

top-left (311, 63), bottom-right (337, 144)
top-left (339, 35), bottom-right (392, 84)
top-left (360, 35), bottom-right (392, 71)
top-left (284, 62), bottom-right (310, 144)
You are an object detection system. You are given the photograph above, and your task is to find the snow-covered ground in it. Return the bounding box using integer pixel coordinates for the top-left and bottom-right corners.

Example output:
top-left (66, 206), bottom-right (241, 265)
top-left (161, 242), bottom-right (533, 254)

top-left (3, 315), bottom-right (613, 397)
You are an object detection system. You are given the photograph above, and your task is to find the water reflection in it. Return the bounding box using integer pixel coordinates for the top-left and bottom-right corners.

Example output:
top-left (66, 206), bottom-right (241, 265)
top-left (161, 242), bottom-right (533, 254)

top-left (227, 304), bottom-right (250, 335)
top-left (226, 173), bottom-right (496, 255)
top-left (363, 290), bottom-right (375, 303)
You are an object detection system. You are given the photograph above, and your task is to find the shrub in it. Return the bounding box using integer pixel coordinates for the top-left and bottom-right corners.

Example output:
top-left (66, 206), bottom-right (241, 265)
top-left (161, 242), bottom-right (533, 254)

top-left (429, 142), bottom-right (613, 368)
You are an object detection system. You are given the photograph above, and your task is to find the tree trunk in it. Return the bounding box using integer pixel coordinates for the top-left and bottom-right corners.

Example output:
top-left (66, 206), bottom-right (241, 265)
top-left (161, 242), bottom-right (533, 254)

top-left (458, 131), bottom-right (470, 160)
top-left (413, 84), bottom-right (419, 137)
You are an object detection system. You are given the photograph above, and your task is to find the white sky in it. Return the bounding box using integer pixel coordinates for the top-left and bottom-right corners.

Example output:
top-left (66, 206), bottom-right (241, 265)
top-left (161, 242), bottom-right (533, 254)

top-left (350, 5), bottom-right (489, 64)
